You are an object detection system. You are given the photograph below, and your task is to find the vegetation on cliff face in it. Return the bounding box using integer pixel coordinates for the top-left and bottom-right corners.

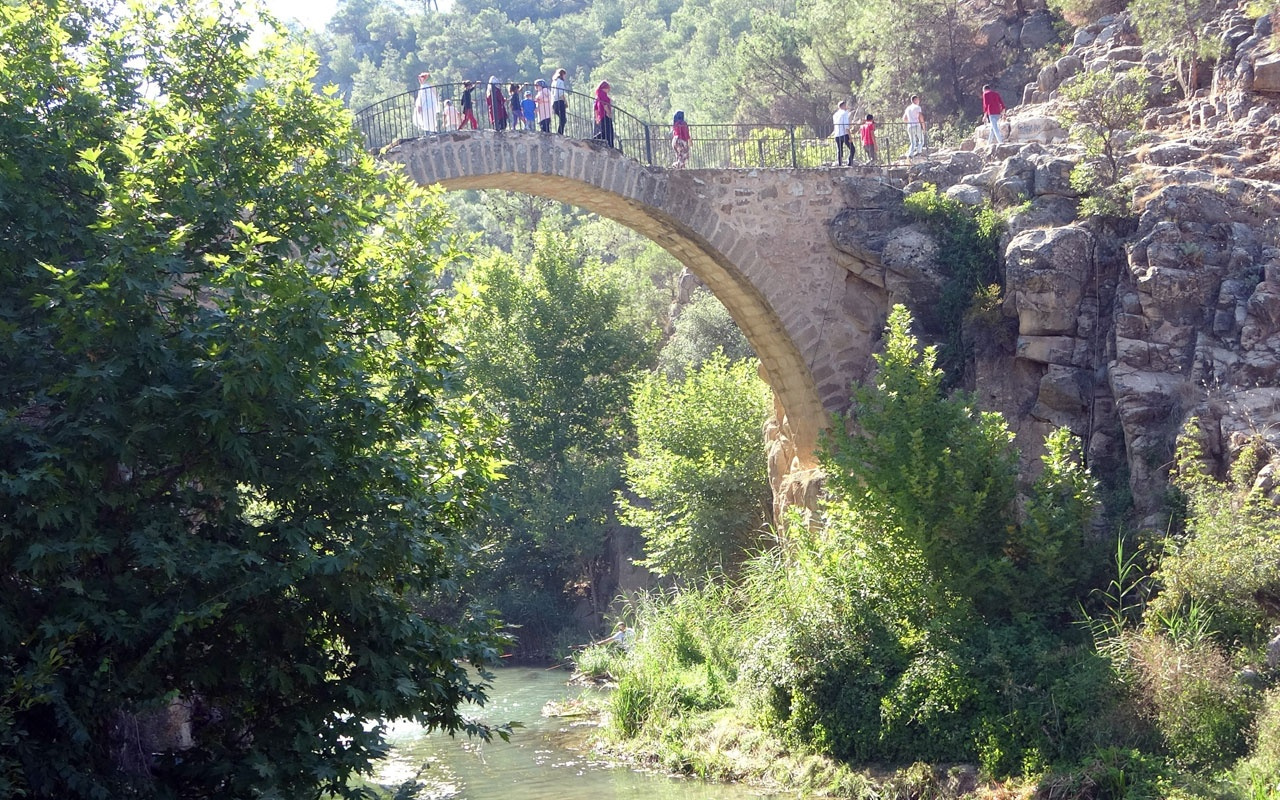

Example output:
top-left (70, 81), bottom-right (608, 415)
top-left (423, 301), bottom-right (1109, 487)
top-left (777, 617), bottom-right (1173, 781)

top-left (0, 3), bottom-right (508, 796)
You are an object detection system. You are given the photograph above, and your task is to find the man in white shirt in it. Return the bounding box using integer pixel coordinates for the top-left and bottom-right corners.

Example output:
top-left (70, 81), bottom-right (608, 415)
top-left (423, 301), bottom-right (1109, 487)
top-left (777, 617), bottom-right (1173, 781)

top-left (831, 100), bottom-right (852, 166)
top-left (903, 94), bottom-right (926, 158)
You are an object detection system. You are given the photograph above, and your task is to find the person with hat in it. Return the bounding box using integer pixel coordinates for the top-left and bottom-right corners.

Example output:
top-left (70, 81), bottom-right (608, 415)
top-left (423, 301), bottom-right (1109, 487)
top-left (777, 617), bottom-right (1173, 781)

top-left (413, 71), bottom-right (440, 132)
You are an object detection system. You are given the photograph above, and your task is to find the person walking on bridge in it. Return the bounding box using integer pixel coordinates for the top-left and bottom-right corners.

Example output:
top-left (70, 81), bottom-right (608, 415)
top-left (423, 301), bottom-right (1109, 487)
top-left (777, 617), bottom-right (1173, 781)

top-left (593, 80), bottom-right (615, 148)
top-left (903, 94), bottom-right (926, 158)
top-left (551, 68), bottom-right (569, 134)
top-left (509, 82), bottom-right (526, 130)
top-left (458, 80), bottom-right (478, 129)
top-left (860, 113), bottom-right (878, 164)
top-left (671, 109), bottom-right (690, 168)
top-left (831, 100), bottom-right (852, 166)
top-left (534, 79), bottom-right (553, 132)
top-left (413, 72), bottom-right (440, 132)
top-left (486, 77), bottom-right (508, 131)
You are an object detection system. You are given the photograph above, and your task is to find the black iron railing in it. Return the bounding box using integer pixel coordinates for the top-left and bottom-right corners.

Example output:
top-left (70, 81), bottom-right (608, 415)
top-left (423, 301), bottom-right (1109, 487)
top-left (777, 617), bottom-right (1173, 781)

top-left (353, 83), bottom-right (922, 170)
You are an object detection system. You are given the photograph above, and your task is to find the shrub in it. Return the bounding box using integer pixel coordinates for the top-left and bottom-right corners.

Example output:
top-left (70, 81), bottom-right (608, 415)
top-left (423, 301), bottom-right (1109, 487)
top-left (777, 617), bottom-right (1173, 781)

top-left (1129, 631), bottom-right (1258, 771)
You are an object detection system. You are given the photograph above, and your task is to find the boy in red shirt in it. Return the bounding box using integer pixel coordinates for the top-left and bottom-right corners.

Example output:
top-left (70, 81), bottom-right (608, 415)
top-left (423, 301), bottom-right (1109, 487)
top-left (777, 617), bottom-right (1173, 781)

top-left (860, 114), bottom-right (877, 164)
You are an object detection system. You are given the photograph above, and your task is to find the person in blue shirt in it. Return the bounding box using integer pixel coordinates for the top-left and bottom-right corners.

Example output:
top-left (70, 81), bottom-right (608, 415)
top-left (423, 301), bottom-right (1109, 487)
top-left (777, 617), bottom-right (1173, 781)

top-left (521, 91), bottom-right (536, 131)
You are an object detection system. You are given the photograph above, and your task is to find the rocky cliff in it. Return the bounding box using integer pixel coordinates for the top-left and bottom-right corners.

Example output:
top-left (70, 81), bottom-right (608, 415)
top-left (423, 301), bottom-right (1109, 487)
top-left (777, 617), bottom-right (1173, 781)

top-left (832, 2), bottom-right (1280, 528)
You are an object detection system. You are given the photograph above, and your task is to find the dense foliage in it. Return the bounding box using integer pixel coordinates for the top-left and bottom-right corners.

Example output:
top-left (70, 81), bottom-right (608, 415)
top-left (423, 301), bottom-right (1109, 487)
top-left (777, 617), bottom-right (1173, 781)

top-left (596, 307), bottom-right (1280, 798)
top-left (0, 3), bottom-right (504, 796)
top-left (447, 232), bottom-right (657, 657)
top-left (619, 353), bottom-right (772, 582)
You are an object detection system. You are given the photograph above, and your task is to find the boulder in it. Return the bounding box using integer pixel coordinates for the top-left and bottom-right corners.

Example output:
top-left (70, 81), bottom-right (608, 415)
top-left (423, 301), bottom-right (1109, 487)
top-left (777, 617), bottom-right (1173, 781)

top-left (1141, 141), bottom-right (1207, 167)
top-left (1055, 55), bottom-right (1084, 83)
top-left (1017, 335), bottom-right (1081, 365)
top-left (1255, 52), bottom-right (1280, 93)
top-left (1009, 116), bottom-right (1067, 144)
top-left (880, 224), bottom-right (945, 304)
top-left (1004, 226), bottom-right (1095, 336)
top-left (1005, 196), bottom-right (1080, 237)
top-left (1020, 11), bottom-right (1058, 51)
top-left (945, 183), bottom-right (986, 206)
top-left (1038, 63), bottom-right (1060, 94)
top-left (1073, 28), bottom-right (1097, 48)
top-left (1032, 157), bottom-right (1078, 197)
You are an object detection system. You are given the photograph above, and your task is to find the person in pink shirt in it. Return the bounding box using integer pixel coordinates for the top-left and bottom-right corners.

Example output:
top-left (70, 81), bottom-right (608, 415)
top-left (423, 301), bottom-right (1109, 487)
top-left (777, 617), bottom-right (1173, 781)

top-left (982, 84), bottom-right (1006, 144)
top-left (670, 110), bottom-right (691, 168)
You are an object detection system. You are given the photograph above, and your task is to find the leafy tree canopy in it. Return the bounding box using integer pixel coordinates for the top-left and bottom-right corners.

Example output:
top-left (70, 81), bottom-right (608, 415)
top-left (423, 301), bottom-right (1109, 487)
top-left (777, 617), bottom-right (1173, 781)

top-left (0, 2), bottom-right (504, 796)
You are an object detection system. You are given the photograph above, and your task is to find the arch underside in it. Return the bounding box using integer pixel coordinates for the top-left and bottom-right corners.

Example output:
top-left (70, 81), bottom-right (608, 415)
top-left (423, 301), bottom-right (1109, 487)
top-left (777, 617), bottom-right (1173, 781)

top-left (394, 152), bottom-right (829, 465)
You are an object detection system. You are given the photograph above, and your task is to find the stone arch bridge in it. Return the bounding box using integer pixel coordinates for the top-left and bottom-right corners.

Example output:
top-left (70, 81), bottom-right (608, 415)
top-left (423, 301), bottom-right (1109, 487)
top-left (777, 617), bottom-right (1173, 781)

top-left (383, 131), bottom-right (912, 500)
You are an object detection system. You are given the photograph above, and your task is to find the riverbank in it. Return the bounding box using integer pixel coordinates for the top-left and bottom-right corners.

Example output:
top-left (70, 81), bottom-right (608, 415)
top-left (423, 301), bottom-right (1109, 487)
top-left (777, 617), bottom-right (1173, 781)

top-left (568, 663), bottom-right (1043, 800)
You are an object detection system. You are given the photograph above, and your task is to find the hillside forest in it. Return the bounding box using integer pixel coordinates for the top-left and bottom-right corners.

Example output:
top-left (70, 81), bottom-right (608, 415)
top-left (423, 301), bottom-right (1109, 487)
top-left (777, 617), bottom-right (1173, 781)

top-left (3, 0), bottom-right (1280, 798)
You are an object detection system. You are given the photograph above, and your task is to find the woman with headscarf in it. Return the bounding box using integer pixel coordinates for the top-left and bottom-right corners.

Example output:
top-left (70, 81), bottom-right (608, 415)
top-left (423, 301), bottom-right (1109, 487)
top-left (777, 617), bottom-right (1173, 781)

top-left (593, 80), bottom-right (614, 148)
top-left (486, 77), bottom-right (508, 131)
top-left (670, 110), bottom-right (690, 168)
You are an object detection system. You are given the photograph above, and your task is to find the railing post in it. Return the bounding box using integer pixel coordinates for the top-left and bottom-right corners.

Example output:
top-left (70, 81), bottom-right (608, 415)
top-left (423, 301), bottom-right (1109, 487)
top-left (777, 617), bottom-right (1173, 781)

top-left (644, 123), bottom-right (653, 166)
top-left (789, 125), bottom-right (797, 169)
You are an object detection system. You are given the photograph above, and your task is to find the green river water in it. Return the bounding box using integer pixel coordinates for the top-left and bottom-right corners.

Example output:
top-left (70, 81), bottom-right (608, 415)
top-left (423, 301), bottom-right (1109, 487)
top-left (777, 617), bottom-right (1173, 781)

top-left (368, 667), bottom-right (781, 799)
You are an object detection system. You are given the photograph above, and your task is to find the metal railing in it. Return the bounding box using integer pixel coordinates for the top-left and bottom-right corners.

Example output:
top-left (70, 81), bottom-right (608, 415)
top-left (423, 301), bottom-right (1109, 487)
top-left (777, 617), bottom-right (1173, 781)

top-left (353, 83), bottom-right (923, 170)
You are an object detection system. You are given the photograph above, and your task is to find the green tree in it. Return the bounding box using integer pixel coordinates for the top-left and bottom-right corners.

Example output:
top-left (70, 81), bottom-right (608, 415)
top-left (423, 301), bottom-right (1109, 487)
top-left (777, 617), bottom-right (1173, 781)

top-left (1130, 0), bottom-right (1222, 95)
top-left (0, 3), bottom-right (505, 796)
top-left (449, 232), bottom-right (657, 654)
top-left (619, 353), bottom-right (772, 582)
top-left (1059, 66), bottom-right (1150, 217)
top-left (656, 287), bottom-right (754, 380)
top-left (822, 305), bottom-right (1019, 615)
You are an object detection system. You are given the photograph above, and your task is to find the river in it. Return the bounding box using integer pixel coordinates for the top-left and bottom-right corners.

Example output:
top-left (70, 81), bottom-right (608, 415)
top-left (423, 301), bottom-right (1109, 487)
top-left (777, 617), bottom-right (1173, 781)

top-left (367, 666), bottom-right (780, 799)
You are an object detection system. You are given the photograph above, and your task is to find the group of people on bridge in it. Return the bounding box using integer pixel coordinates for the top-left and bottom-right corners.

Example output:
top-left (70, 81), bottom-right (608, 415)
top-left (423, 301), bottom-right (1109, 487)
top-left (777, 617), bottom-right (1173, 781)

top-left (830, 84), bottom-right (1008, 166)
top-left (412, 70), bottom-right (694, 169)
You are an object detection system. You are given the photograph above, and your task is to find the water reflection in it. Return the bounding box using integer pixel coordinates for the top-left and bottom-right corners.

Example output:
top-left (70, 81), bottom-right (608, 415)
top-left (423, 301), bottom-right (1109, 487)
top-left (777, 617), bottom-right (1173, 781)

top-left (370, 667), bottom-right (779, 799)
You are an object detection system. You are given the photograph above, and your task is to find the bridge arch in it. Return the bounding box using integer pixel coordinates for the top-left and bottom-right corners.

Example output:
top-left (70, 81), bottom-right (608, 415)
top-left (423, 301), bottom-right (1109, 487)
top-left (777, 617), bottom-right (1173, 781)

top-left (385, 130), bottom-right (897, 471)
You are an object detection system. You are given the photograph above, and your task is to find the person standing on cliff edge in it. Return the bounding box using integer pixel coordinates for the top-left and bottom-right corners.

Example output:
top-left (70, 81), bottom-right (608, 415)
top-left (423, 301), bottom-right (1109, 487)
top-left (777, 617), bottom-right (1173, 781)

top-left (982, 84), bottom-right (1006, 144)
top-left (903, 94), bottom-right (926, 158)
